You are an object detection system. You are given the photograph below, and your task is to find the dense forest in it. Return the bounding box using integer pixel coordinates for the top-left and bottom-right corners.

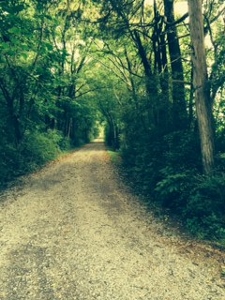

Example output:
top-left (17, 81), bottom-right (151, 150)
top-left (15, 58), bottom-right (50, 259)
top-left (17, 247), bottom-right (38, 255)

top-left (1, 0), bottom-right (225, 242)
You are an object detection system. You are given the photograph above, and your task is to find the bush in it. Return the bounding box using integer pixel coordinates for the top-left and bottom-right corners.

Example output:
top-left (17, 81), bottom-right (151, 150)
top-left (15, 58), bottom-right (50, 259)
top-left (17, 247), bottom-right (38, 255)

top-left (0, 142), bottom-right (22, 186)
top-left (22, 129), bottom-right (62, 166)
top-left (58, 136), bottom-right (71, 151)
top-left (184, 174), bottom-right (225, 239)
top-left (118, 108), bottom-right (225, 242)
top-left (155, 168), bottom-right (195, 210)
top-left (154, 167), bottom-right (225, 240)
top-left (162, 130), bottom-right (202, 171)
top-left (0, 129), bottom-right (65, 188)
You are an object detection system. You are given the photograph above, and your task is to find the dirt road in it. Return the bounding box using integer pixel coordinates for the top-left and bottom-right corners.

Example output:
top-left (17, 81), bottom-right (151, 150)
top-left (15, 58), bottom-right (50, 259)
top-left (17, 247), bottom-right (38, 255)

top-left (0, 140), bottom-right (225, 300)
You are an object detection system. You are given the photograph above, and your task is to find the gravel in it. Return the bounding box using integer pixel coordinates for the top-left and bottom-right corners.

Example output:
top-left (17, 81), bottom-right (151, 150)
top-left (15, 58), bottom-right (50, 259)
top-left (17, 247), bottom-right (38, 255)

top-left (0, 140), bottom-right (225, 300)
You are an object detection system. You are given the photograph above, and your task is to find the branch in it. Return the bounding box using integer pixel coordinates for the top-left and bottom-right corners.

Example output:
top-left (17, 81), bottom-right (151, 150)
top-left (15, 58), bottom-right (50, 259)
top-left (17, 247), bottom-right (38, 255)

top-left (102, 42), bottom-right (143, 84)
top-left (164, 13), bottom-right (189, 27)
top-left (76, 86), bottom-right (109, 99)
top-left (207, 4), bottom-right (225, 25)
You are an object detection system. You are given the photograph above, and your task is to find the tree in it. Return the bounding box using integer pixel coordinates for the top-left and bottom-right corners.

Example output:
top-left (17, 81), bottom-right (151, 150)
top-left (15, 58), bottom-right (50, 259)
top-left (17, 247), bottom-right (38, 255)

top-left (163, 0), bottom-right (188, 130)
top-left (0, 0), bottom-right (100, 185)
top-left (188, 0), bottom-right (215, 174)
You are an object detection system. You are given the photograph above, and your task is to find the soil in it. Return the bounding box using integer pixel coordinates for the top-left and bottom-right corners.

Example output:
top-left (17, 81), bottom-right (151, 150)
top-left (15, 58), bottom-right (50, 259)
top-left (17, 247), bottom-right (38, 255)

top-left (0, 140), bottom-right (225, 300)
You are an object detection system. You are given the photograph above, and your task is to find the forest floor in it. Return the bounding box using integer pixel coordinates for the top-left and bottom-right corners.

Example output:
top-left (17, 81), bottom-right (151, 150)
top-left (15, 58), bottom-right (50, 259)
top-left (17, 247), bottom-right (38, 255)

top-left (0, 140), bottom-right (225, 300)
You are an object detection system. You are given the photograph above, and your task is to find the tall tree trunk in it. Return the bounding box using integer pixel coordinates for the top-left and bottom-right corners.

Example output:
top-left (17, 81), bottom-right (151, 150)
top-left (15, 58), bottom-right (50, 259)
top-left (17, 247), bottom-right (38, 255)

top-left (153, 0), bottom-right (170, 132)
top-left (188, 0), bottom-right (215, 174)
top-left (164, 0), bottom-right (188, 130)
top-left (133, 30), bottom-right (158, 127)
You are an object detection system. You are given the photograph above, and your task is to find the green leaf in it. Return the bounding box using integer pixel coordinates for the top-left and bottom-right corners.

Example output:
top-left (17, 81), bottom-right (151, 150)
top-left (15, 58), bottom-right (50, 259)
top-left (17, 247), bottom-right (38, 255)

top-left (8, 27), bottom-right (22, 35)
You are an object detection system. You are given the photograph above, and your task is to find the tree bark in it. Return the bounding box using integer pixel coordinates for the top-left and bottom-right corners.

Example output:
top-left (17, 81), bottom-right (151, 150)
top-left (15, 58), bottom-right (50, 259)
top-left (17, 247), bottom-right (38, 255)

top-left (164, 0), bottom-right (188, 130)
top-left (188, 0), bottom-right (215, 174)
top-left (153, 1), bottom-right (170, 132)
top-left (133, 30), bottom-right (159, 127)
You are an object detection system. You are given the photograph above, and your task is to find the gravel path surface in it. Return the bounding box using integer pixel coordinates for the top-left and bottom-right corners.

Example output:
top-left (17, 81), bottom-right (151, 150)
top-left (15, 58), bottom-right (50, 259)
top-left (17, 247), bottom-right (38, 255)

top-left (0, 140), bottom-right (225, 300)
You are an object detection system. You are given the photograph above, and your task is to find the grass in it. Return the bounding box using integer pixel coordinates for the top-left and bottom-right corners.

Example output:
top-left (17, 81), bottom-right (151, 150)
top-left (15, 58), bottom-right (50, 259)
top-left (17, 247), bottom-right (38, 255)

top-left (107, 150), bottom-right (122, 165)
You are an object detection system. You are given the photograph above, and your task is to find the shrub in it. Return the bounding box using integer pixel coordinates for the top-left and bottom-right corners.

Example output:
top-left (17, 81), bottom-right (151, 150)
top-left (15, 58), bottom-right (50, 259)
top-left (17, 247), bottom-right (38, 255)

top-left (0, 142), bottom-right (22, 186)
top-left (154, 168), bottom-right (225, 240)
top-left (58, 137), bottom-right (71, 151)
top-left (184, 174), bottom-right (225, 239)
top-left (22, 129), bottom-right (62, 166)
top-left (155, 168), bottom-right (195, 211)
top-left (162, 130), bottom-right (202, 171)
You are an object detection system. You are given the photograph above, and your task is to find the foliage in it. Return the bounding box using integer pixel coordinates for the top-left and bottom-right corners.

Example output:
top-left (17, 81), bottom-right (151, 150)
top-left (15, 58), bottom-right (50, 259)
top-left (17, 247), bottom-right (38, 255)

top-left (0, 129), bottom-right (64, 187)
top-left (154, 166), bottom-right (225, 240)
top-left (107, 150), bottom-right (122, 165)
top-left (155, 169), bottom-right (194, 210)
top-left (120, 122), bottom-right (225, 241)
top-left (184, 174), bottom-right (225, 240)
top-left (22, 130), bottom-right (62, 166)
top-left (0, 0), bottom-right (100, 187)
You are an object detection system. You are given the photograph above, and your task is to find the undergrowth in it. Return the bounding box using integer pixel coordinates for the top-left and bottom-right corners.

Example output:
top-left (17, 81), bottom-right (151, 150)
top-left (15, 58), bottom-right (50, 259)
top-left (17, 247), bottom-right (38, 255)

top-left (109, 129), bottom-right (225, 246)
top-left (107, 150), bottom-right (122, 165)
top-left (0, 129), bottom-right (73, 189)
